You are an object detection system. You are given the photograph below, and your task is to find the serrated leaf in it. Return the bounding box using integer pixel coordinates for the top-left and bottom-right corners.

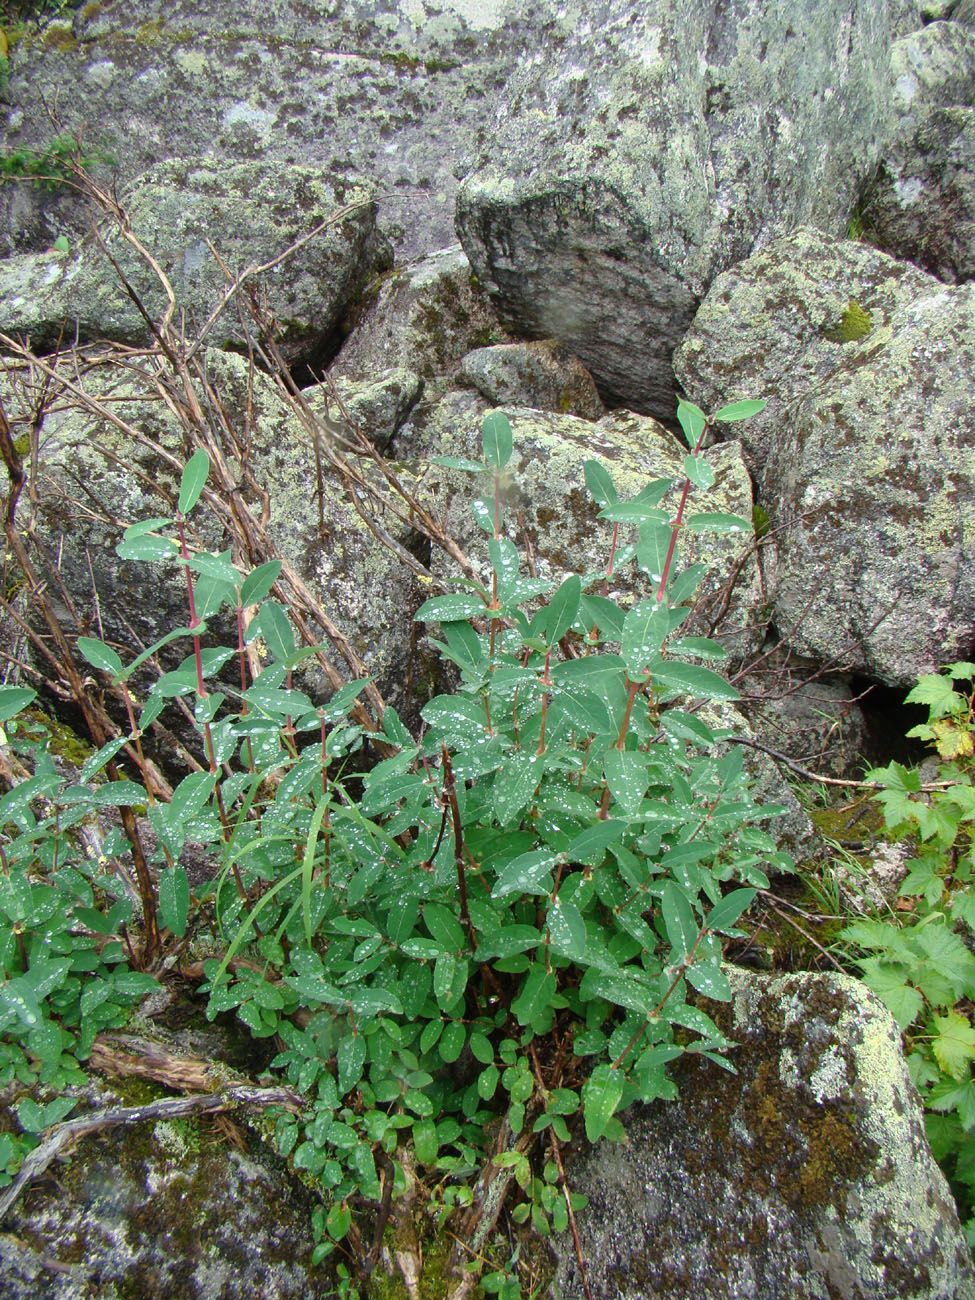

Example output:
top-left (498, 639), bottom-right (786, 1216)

top-left (857, 960), bottom-right (924, 1030)
top-left (932, 1011), bottom-right (975, 1081)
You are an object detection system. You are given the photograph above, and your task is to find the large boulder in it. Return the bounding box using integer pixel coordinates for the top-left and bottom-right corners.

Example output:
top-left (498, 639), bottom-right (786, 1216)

top-left (330, 247), bottom-right (509, 388)
top-left (0, 1037), bottom-right (331, 1299)
top-left (0, 0), bottom-right (560, 261)
top-left (555, 968), bottom-right (975, 1299)
top-left (675, 227), bottom-right (975, 685)
top-left (455, 0), bottom-right (917, 418)
top-left (0, 160), bottom-right (388, 361)
top-left (859, 22), bottom-right (975, 282)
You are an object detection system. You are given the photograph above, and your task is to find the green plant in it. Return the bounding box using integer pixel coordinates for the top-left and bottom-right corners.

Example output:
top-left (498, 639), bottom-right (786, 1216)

top-left (837, 663), bottom-right (975, 1241)
top-left (0, 133), bottom-right (110, 191)
top-left (0, 394), bottom-right (792, 1290)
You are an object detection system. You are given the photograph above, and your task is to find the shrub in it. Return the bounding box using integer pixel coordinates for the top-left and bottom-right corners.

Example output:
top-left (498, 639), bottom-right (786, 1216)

top-left (837, 664), bottom-right (975, 1243)
top-left (0, 392), bottom-right (796, 1291)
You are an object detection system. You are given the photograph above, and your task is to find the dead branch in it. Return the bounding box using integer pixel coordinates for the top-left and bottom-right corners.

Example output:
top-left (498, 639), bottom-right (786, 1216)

top-left (0, 1084), bottom-right (302, 1224)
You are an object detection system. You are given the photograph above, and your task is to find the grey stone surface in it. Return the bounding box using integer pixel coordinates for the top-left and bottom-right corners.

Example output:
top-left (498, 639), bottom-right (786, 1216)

top-left (859, 22), bottom-right (975, 282)
top-left (455, 0), bottom-right (915, 418)
top-left (674, 228), bottom-right (975, 685)
top-left (0, 1049), bottom-right (329, 1299)
top-left (675, 227), bottom-right (933, 478)
top-left (554, 968), bottom-right (975, 1300)
top-left (302, 367), bottom-right (424, 453)
top-left (459, 339), bottom-right (604, 420)
top-left (0, 159), bottom-right (387, 360)
top-left (0, 0), bottom-right (565, 260)
top-left (331, 246), bottom-right (508, 387)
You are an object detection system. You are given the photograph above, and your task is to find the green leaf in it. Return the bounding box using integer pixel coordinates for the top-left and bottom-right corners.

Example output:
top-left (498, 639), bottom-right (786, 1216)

top-left (76, 637), bottom-right (124, 678)
top-left (857, 960), bottom-right (924, 1030)
top-left (545, 575), bottom-right (582, 646)
top-left (906, 674), bottom-right (963, 720)
top-left (512, 964), bottom-right (556, 1027)
top-left (415, 593), bottom-right (487, 623)
top-left (712, 399), bottom-right (766, 423)
top-left (439, 1021), bottom-right (466, 1063)
top-left (603, 750), bottom-right (649, 816)
top-left (705, 888), bottom-right (757, 935)
top-left (159, 865), bottom-right (190, 937)
top-left (424, 903), bottom-right (466, 953)
top-left (482, 411), bottom-right (513, 470)
top-left (412, 1117), bottom-right (438, 1164)
top-left (326, 1202), bottom-right (352, 1241)
top-left (676, 399), bottom-right (707, 449)
top-left (247, 600), bottom-right (296, 662)
top-left (116, 533), bottom-right (178, 563)
top-left (178, 449), bottom-right (210, 515)
top-left (492, 751), bottom-right (541, 827)
top-left (337, 1033), bottom-right (367, 1093)
top-left (932, 1011), bottom-right (975, 1081)
top-left (52, 234), bottom-right (70, 253)
top-left (621, 601), bottom-right (671, 677)
top-left (239, 560), bottom-right (282, 607)
top-left (582, 1064), bottom-right (624, 1142)
top-left (565, 820), bottom-right (627, 865)
top-left (188, 551), bottom-right (242, 586)
top-left (547, 897), bottom-right (587, 960)
top-left (662, 882), bottom-right (699, 959)
top-left (492, 849), bottom-right (558, 899)
top-left (584, 459), bottom-right (618, 507)
top-left (683, 455), bottom-right (715, 491)
top-left (651, 660), bottom-right (739, 702)
top-left (686, 961), bottom-right (731, 1001)
top-left (433, 954), bottom-right (467, 1011)
top-left (431, 455), bottom-right (485, 472)
top-left (684, 512), bottom-right (752, 536)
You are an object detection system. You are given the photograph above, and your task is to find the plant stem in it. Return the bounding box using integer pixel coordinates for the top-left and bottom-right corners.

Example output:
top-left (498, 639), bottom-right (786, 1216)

top-left (441, 745), bottom-right (476, 952)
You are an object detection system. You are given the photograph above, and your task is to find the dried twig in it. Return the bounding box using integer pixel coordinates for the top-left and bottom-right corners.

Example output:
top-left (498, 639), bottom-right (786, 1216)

top-left (0, 1084), bottom-right (301, 1223)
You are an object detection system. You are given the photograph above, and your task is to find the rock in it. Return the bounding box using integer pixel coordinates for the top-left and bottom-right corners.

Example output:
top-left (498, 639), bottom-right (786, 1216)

top-left (10, 350), bottom-right (420, 710)
top-left (554, 968), bottom-right (975, 1300)
top-left (739, 660), bottom-right (869, 776)
top-left (0, 0), bottom-right (557, 261)
top-left (302, 368), bottom-right (424, 454)
top-left (456, 0), bottom-right (914, 418)
top-left (0, 160), bottom-right (388, 361)
top-left (0, 1047), bottom-right (330, 1298)
top-left (675, 228), bottom-right (975, 685)
top-left (862, 105), bottom-right (975, 283)
top-left (673, 227), bottom-right (933, 477)
top-left (331, 247), bottom-right (508, 387)
top-left (459, 339), bottom-right (604, 420)
top-left (859, 23), bottom-right (975, 282)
